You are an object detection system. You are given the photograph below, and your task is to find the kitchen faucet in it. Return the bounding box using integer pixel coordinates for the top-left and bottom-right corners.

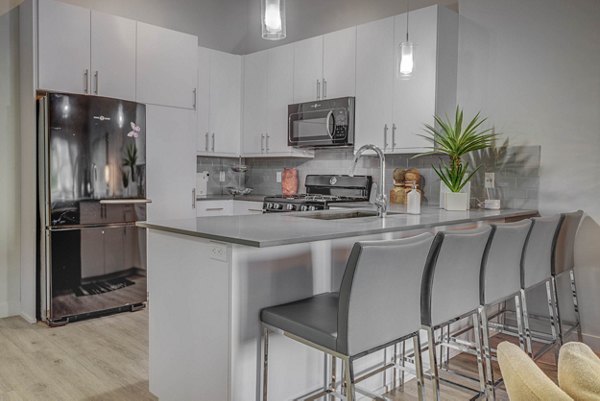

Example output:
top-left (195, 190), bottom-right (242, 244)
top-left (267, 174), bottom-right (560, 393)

top-left (350, 144), bottom-right (387, 218)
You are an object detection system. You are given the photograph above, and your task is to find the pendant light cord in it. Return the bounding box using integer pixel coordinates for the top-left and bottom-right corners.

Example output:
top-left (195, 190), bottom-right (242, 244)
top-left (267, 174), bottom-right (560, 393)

top-left (406, 0), bottom-right (410, 42)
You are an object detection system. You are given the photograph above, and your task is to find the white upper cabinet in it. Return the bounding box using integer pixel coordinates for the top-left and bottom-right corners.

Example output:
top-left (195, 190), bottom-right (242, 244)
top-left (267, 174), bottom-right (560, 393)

top-left (90, 11), bottom-right (136, 101)
top-left (197, 48), bottom-right (242, 156)
top-left (197, 47), bottom-right (211, 152)
top-left (136, 22), bottom-right (198, 110)
top-left (355, 17), bottom-right (395, 151)
top-left (38, 0), bottom-right (91, 94)
top-left (242, 50), bottom-right (268, 155)
top-left (266, 44), bottom-right (295, 154)
top-left (293, 36), bottom-right (323, 103)
top-left (323, 27), bottom-right (356, 99)
top-left (209, 50), bottom-right (242, 155)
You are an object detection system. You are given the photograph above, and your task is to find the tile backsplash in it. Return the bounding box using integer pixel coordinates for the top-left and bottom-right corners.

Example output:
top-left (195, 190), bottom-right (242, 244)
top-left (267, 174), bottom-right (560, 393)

top-left (198, 144), bottom-right (540, 208)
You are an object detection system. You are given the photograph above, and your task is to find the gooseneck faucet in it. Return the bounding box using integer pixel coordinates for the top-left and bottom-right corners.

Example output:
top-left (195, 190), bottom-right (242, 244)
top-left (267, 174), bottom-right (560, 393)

top-left (350, 144), bottom-right (387, 218)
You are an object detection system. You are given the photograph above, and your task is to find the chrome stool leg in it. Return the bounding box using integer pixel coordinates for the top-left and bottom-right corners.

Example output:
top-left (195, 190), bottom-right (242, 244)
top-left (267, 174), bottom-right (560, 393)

top-left (328, 354), bottom-right (337, 400)
top-left (472, 314), bottom-right (487, 397)
top-left (426, 326), bottom-right (441, 401)
top-left (413, 335), bottom-right (425, 401)
top-left (261, 327), bottom-right (269, 401)
top-left (545, 280), bottom-right (560, 363)
top-left (570, 270), bottom-right (584, 341)
top-left (479, 306), bottom-right (496, 400)
top-left (520, 289), bottom-right (534, 357)
top-left (514, 294), bottom-right (526, 351)
top-left (343, 358), bottom-right (355, 401)
top-left (550, 276), bottom-right (565, 344)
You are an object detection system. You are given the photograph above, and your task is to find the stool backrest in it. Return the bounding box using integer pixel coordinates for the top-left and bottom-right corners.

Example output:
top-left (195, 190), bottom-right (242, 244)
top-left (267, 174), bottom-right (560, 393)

top-left (337, 233), bottom-right (439, 357)
top-left (554, 210), bottom-right (584, 276)
top-left (522, 215), bottom-right (563, 288)
top-left (481, 220), bottom-right (533, 306)
top-left (421, 226), bottom-right (492, 328)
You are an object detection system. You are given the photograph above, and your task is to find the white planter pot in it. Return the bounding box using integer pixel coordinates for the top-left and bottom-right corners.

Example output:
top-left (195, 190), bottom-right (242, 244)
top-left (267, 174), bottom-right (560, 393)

top-left (445, 192), bottom-right (469, 211)
top-left (439, 181), bottom-right (471, 209)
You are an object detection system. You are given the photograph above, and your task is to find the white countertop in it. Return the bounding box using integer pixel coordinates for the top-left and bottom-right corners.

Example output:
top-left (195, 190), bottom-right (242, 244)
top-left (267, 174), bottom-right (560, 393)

top-left (138, 206), bottom-right (537, 248)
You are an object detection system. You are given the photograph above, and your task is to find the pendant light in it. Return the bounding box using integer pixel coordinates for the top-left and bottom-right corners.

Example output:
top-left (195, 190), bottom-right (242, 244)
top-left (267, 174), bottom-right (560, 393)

top-left (398, 0), bottom-right (414, 79)
top-left (261, 0), bottom-right (286, 40)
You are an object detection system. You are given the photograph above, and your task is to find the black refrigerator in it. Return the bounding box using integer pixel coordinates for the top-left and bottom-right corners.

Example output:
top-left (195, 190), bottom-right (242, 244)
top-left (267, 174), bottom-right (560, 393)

top-left (38, 93), bottom-right (148, 325)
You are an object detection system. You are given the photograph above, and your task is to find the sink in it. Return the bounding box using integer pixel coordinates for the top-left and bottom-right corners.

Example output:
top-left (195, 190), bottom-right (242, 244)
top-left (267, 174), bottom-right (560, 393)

top-left (298, 210), bottom-right (388, 220)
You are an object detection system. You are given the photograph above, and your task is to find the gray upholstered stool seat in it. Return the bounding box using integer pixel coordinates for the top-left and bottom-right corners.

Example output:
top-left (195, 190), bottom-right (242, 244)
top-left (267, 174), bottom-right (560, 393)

top-left (261, 292), bottom-right (339, 351)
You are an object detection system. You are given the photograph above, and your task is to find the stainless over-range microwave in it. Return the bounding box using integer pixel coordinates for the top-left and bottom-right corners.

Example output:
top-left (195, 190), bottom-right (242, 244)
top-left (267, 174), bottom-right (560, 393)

top-left (288, 97), bottom-right (355, 148)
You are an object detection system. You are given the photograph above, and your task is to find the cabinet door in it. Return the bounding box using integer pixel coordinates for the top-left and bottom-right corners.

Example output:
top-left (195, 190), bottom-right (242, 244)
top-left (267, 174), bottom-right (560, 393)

top-left (323, 27), bottom-right (356, 99)
top-left (91, 11), bottom-right (136, 101)
top-left (197, 47), bottom-right (211, 153)
top-left (146, 105), bottom-right (197, 221)
top-left (242, 51), bottom-right (268, 155)
top-left (38, 0), bottom-right (91, 94)
top-left (196, 200), bottom-right (234, 217)
top-left (393, 7), bottom-right (438, 151)
top-left (137, 22), bottom-right (198, 109)
top-left (81, 228), bottom-right (105, 279)
top-left (267, 44), bottom-right (294, 153)
top-left (355, 17), bottom-right (395, 151)
top-left (233, 201), bottom-right (264, 215)
top-left (210, 50), bottom-right (241, 155)
top-left (293, 36), bottom-right (323, 103)
top-left (103, 226), bottom-right (126, 275)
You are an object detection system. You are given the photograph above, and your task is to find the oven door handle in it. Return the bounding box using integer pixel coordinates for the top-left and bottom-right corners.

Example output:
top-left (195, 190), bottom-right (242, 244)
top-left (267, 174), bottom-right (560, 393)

top-left (325, 110), bottom-right (334, 139)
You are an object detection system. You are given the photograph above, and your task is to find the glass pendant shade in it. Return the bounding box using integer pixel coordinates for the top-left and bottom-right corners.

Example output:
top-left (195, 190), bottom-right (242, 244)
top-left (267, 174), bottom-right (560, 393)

top-left (261, 0), bottom-right (286, 40)
top-left (399, 41), bottom-right (414, 79)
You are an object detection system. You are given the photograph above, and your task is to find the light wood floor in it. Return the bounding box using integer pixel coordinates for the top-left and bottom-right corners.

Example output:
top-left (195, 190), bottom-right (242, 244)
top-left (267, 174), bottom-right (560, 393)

top-left (0, 310), bottom-right (580, 401)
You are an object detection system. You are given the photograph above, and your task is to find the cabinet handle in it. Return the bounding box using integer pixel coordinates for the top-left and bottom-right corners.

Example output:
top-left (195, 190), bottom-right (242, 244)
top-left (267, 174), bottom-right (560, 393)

top-left (94, 71), bottom-right (99, 94)
top-left (261, 134), bottom-right (265, 153)
top-left (192, 189), bottom-right (196, 208)
top-left (84, 69), bottom-right (89, 94)
top-left (266, 134), bottom-right (270, 153)
top-left (205, 132), bottom-right (209, 152)
top-left (248, 209), bottom-right (264, 212)
top-left (392, 123), bottom-right (397, 150)
top-left (206, 208), bottom-right (224, 211)
top-left (383, 124), bottom-right (389, 150)
top-left (211, 133), bottom-right (215, 152)
top-left (316, 79), bottom-right (321, 100)
top-left (323, 79), bottom-right (327, 99)
top-left (193, 88), bottom-right (197, 110)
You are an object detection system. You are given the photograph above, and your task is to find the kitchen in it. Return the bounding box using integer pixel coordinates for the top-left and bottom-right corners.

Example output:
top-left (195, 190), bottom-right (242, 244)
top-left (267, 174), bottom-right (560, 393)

top-left (1, 0), bottom-right (600, 400)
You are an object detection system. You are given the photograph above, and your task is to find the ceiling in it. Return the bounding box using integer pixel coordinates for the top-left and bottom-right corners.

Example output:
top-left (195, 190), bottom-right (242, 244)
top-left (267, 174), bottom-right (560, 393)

top-left (2, 0), bottom-right (458, 55)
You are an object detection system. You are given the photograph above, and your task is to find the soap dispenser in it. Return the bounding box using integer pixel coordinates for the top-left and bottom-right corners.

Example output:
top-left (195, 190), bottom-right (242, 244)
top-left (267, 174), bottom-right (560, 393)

top-left (407, 181), bottom-right (421, 215)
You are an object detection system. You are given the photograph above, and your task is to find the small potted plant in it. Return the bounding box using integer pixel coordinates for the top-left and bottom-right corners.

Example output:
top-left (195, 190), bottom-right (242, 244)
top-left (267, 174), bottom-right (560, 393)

top-left (415, 107), bottom-right (497, 210)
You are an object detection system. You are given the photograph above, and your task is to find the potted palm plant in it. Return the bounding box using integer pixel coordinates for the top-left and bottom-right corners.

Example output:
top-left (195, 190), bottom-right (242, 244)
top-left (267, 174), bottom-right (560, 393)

top-left (416, 107), bottom-right (497, 210)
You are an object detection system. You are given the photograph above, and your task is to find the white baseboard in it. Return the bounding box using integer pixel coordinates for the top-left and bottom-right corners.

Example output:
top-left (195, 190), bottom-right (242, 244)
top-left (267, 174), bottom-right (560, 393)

top-left (581, 332), bottom-right (600, 352)
top-left (0, 302), bottom-right (10, 318)
top-left (19, 311), bottom-right (37, 324)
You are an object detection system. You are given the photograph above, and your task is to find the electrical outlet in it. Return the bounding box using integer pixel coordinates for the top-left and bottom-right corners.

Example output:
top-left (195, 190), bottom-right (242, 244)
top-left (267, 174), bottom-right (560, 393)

top-left (484, 172), bottom-right (495, 189)
top-left (276, 172), bottom-right (282, 183)
top-left (219, 171), bottom-right (226, 182)
top-left (210, 243), bottom-right (228, 262)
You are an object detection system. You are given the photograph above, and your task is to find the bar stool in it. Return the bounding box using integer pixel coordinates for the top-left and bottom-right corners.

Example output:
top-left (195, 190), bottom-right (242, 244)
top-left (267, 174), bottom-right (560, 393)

top-left (520, 215), bottom-right (563, 359)
top-left (552, 210), bottom-right (584, 343)
top-left (478, 219), bottom-right (533, 399)
top-left (420, 225), bottom-right (493, 400)
top-left (260, 233), bottom-right (439, 401)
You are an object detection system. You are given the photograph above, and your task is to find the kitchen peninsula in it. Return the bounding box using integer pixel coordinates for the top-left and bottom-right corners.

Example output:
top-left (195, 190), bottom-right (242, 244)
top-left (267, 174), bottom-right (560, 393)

top-left (139, 207), bottom-right (537, 401)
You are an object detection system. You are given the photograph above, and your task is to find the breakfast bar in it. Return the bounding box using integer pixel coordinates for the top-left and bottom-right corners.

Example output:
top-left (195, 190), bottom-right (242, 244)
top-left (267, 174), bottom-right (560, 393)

top-left (139, 207), bottom-right (537, 401)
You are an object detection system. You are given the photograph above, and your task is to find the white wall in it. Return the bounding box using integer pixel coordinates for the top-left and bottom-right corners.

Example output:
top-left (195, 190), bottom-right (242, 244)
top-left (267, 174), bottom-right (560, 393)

top-left (0, 6), bottom-right (22, 318)
top-left (458, 0), bottom-right (600, 340)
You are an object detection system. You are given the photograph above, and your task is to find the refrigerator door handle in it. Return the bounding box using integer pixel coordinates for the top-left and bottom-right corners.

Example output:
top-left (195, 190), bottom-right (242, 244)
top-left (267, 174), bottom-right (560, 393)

top-left (99, 199), bottom-right (153, 205)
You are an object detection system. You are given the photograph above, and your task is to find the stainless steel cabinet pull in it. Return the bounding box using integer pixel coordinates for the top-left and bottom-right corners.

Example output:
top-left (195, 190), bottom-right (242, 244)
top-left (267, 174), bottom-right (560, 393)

top-left (266, 134), bottom-right (270, 152)
top-left (248, 209), bottom-right (263, 212)
top-left (206, 208), bottom-right (224, 211)
top-left (100, 199), bottom-right (153, 204)
top-left (193, 88), bottom-right (197, 110)
top-left (84, 69), bottom-right (89, 93)
top-left (261, 134), bottom-right (265, 153)
top-left (392, 123), bottom-right (397, 150)
top-left (211, 133), bottom-right (215, 152)
top-left (323, 79), bottom-right (327, 99)
top-left (192, 189), bottom-right (196, 208)
top-left (205, 132), bottom-right (209, 152)
top-left (316, 79), bottom-right (321, 100)
top-left (94, 71), bottom-right (99, 94)
top-left (383, 124), bottom-right (389, 150)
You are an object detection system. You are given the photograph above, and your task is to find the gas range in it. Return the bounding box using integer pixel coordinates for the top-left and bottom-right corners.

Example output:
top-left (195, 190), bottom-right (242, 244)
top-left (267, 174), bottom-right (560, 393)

top-left (263, 175), bottom-right (372, 213)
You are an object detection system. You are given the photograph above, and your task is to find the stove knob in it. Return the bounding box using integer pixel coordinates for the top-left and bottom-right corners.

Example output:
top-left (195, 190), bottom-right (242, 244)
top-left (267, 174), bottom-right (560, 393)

top-left (266, 203), bottom-right (272, 209)
top-left (300, 205), bottom-right (307, 211)
top-left (286, 204), bottom-right (294, 211)
top-left (274, 203), bottom-right (282, 210)
top-left (308, 206), bottom-right (316, 211)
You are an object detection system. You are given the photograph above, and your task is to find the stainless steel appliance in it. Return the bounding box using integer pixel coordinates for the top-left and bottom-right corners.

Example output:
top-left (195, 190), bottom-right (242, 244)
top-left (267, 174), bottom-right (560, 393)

top-left (38, 92), bottom-right (148, 325)
top-left (288, 97), bottom-right (355, 148)
top-left (263, 174), bottom-right (371, 213)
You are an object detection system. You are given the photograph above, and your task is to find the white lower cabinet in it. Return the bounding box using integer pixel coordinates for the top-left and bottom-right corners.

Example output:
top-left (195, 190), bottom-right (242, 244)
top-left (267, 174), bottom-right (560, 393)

top-left (196, 200), bottom-right (264, 217)
top-left (146, 105), bottom-right (197, 221)
top-left (233, 201), bottom-right (264, 215)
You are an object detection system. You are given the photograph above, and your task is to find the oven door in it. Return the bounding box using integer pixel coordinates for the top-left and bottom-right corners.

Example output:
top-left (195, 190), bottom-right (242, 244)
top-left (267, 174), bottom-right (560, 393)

top-left (288, 108), bottom-right (350, 147)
